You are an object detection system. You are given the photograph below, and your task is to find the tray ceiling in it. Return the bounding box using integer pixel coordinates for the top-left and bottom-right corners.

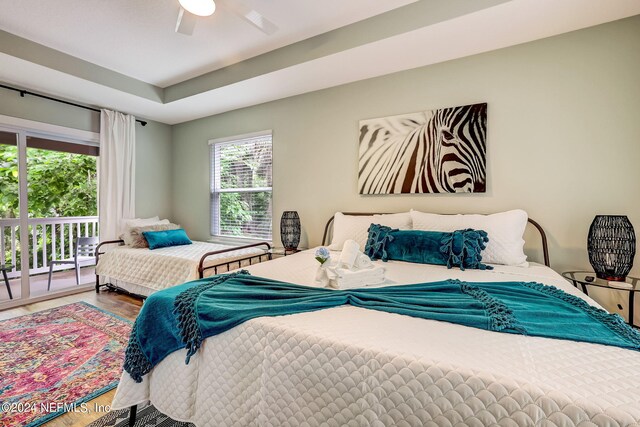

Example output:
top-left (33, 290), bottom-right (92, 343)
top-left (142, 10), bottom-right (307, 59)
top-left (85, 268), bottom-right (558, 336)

top-left (0, 0), bottom-right (638, 125)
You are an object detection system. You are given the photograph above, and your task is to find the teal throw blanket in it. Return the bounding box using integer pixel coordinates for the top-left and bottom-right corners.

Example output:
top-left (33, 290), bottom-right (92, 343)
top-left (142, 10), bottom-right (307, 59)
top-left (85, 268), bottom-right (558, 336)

top-left (124, 271), bottom-right (640, 382)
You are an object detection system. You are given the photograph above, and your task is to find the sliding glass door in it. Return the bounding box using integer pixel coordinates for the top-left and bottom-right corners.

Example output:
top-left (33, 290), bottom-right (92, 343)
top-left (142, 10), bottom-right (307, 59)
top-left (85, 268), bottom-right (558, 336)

top-left (26, 137), bottom-right (99, 297)
top-left (0, 130), bottom-right (22, 302)
top-left (0, 121), bottom-right (99, 306)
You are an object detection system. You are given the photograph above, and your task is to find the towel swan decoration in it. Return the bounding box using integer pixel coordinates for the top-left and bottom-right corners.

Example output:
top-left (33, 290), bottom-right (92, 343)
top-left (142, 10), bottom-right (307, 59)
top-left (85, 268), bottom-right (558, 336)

top-left (318, 240), bottom-right (385, 289)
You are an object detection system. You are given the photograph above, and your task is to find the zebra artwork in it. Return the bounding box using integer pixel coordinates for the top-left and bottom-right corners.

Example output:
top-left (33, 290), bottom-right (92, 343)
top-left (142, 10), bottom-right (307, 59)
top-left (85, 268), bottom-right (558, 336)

top-left (358, 103), bottom-right (487, 194)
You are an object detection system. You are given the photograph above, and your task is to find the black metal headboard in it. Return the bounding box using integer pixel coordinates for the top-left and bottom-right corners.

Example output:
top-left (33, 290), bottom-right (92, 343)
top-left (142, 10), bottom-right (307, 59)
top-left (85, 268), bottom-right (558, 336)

top-left (321, 212), bottom-right (550, 267)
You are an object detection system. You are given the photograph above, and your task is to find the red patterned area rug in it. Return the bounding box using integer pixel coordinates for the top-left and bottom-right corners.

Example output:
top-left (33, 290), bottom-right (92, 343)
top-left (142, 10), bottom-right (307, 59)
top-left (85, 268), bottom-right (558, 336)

top-left (0, 302), bottom-right (132, 427)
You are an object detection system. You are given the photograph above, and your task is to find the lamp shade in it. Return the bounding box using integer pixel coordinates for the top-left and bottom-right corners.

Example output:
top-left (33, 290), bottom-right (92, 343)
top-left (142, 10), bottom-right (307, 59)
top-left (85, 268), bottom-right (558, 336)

top-left (280, 211), bottom-right (301, 250)
top-left (587, 215), bottom-right (636, 281)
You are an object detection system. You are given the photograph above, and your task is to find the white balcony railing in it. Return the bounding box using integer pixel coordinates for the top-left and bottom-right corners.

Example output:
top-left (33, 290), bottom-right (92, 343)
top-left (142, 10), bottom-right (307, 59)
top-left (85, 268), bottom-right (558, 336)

top-left (0, 216), bottom-right (99, 279)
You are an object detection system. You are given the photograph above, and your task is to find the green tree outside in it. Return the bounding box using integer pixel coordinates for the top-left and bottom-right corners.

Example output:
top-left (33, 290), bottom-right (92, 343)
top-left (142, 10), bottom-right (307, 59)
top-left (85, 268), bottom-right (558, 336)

top-left (217, 140), bottom-right (272, 240)
top-left (0, 144), bottom-right (97, 266)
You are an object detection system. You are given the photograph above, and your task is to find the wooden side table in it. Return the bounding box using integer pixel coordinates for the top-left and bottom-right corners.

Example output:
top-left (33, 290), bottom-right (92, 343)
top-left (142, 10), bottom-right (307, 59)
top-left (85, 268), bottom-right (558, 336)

top-left (562, 271), bottom-right (639, 326)
top-left (1, 264), bottom-right (14, 299)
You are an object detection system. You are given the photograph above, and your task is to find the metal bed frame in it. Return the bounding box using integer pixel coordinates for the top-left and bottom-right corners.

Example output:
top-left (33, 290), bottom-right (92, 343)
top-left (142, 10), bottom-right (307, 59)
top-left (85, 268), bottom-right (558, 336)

top-left (94, 240), bottom-right (272, 298)
top-left (321, 212), bottom-right (550, 267)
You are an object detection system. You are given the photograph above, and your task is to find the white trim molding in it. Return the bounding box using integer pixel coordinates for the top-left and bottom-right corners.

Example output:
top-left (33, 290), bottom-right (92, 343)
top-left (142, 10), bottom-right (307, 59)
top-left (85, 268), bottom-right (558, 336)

top-left (208, 129), bottom-right (272, 146)
top-left (0, 114), bottom-right (100, 144)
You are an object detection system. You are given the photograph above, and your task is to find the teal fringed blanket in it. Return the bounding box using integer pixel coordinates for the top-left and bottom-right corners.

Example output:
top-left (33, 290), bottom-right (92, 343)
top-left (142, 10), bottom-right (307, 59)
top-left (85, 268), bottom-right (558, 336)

top-left (124, 271), bottom-right (640, 382)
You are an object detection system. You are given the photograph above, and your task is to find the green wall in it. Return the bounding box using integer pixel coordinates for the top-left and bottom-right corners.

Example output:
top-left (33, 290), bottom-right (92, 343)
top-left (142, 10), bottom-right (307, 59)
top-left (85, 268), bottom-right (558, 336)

top-left (171, 15), bottom-right (640, 279)
top-left (0, 90), bottom-right (172, 219)
top-left (1, 15), bottom-right (638, 318)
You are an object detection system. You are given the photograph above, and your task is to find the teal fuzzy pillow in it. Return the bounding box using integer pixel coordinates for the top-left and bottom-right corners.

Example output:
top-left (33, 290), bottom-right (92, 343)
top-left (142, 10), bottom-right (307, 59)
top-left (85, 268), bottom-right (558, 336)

top-left (364, 224), bottom-right (492, 270)
top-left (143, 228), bottom-right (193, 250)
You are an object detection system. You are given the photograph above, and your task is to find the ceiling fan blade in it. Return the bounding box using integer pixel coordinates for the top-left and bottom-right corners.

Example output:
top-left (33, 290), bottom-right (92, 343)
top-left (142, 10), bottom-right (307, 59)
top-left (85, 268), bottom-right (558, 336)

top-left (175, 7), bottom-right (197, 36)
top-left (223, 1), bottom-right (278, 35)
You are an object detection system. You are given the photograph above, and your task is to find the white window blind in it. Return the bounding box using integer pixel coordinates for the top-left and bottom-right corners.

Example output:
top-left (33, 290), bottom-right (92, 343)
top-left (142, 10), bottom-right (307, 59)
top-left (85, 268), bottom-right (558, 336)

top-left (210, 132), bottom-right (272, 240)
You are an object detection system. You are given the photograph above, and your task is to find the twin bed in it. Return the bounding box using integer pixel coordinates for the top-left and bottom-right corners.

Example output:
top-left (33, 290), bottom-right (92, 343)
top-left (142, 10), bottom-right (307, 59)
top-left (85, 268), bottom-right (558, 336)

top-left (109, 212), bottom-right (640, 426)
top-left (95, 239), bottom-right (271, 297)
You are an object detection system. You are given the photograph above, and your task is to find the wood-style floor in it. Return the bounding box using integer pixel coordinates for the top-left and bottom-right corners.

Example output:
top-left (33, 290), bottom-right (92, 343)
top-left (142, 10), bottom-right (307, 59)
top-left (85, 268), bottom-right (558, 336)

top-left (0, 290), bottom-right (143, 427)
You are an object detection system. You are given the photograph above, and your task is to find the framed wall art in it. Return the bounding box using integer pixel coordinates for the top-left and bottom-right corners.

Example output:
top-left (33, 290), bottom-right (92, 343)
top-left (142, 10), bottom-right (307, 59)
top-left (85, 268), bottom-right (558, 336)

top-left (358, 103), bottom-right (487, 194)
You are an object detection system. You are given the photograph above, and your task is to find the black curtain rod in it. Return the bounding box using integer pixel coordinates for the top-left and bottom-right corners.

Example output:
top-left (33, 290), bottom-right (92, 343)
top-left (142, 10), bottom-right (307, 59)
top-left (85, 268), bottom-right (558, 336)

top-left (0, 83), bottom-right (147, 126)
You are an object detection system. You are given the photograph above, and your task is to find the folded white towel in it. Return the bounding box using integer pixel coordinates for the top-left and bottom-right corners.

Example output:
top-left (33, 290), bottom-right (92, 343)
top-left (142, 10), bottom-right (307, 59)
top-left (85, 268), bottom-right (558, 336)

top-left (328, 240), bottom-right (385, 289)
top-left (328, 266), bottom-right (385, 289)
top-left (338, 239), bottom-right (360, 269)
top-left (333, 266), bottom-right (384, 279)
top-left (354, 253), bottom-right (373, 269)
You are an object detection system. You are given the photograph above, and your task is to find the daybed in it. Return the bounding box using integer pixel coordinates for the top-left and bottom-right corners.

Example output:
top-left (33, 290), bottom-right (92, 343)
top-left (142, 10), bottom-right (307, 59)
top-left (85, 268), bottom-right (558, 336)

top-left (95, 219), bottom-right (271, 297)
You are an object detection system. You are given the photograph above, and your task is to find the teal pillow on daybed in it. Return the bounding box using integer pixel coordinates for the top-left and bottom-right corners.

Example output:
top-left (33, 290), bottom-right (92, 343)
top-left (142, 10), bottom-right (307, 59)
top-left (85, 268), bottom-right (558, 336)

top-left (364, 224), bottom-right (492, 271)
top-left (143, 228), bottom-right (192, 250)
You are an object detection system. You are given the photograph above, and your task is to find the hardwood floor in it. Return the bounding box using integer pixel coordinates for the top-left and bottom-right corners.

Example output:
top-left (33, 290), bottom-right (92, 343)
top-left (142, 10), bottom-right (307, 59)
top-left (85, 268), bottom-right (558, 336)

top-left (1, 289), bottom-right (143, 427)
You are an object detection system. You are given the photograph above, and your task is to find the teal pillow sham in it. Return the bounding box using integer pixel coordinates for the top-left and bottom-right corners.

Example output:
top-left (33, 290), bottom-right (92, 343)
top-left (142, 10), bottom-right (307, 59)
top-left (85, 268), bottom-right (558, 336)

top-left (364, 224), bottom-right (492, 270)
top-left (143, 228), bottom-right (192, 250)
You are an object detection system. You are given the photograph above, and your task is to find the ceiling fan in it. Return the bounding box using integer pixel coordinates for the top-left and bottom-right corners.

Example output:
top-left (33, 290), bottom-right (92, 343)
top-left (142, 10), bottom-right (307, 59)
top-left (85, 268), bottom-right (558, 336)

top-left (175, 0), bottom-right (278, 36)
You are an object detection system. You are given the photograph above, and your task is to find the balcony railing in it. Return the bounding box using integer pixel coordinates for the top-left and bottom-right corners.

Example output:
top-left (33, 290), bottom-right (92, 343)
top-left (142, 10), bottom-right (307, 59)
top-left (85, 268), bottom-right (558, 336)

top-left (0, 216), bottom-right (99, 278)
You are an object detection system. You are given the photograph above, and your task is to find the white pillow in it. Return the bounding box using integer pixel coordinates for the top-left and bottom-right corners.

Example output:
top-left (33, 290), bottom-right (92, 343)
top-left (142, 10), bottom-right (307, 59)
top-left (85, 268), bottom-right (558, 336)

top-left (123, 216), bottom-right (161, 230)
top-left (121, 217), bottom-right (168, 245)
top-left (410, 209), bottom-right (529, 267)
top-left (125, 222), bottom-right (181, 248)
top-left (329, 212), bottom-right (412, 251)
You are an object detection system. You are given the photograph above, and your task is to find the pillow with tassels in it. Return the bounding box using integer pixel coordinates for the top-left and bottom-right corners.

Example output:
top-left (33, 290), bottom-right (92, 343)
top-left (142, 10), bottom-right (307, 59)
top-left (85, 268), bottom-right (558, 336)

top-left (364, 224), bottom-right (492, 271)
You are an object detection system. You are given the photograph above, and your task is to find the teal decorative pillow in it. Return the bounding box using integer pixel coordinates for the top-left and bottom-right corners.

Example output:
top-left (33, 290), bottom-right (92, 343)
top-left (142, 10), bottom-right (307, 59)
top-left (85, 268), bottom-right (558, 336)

top-left (364, 223), bottom-right (396, 260)
top-left (143, 228), bottom-right (192, 250)
top-left (365, 224), bottom-right (492, 270)
top-left (439, 228), bottom-right (492, 270)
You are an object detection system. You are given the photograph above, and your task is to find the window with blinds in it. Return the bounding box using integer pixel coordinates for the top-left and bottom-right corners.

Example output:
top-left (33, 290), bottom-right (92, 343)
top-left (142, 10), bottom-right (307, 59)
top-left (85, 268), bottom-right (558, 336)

top-left (210, 132), bottom-right (272, 240)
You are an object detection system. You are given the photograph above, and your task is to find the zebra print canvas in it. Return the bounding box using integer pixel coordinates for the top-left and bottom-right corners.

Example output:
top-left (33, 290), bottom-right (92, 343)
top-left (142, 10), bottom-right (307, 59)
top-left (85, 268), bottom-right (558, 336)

top-left (358, 103), bottom-right (487, 194)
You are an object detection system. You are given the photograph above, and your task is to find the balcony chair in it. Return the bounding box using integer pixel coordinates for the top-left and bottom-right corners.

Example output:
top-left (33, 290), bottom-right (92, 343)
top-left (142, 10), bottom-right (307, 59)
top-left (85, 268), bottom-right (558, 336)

top-left (47, 236), bottom-right (99, 290)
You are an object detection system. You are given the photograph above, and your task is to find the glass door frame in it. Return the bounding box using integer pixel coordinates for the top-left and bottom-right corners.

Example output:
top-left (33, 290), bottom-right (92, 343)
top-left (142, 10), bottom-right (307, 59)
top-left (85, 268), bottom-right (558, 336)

top-left (0, 114), bottom-right (99, 309)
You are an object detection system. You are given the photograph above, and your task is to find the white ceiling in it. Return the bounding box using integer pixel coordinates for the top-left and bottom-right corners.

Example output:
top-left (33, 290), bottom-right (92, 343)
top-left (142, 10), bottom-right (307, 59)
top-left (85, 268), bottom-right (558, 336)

top-left (0, 0), bottom-right (416, 87)
top-left (0, 0), bottom-right (639, 125)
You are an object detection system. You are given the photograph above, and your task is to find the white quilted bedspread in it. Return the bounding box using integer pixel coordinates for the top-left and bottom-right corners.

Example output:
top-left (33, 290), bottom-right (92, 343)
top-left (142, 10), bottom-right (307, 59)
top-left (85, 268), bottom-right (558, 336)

top-left (96, 241), bottom-right (266, 292)
top-left (112, 250), bottom-right (640, 426)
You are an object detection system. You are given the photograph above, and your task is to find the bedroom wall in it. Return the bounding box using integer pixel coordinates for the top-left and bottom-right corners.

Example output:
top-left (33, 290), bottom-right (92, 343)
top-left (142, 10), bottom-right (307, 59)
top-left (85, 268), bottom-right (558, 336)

top-left (0, 91), bottom-right (172, 219)
top-left (171, 15), bottom-right (640, 280)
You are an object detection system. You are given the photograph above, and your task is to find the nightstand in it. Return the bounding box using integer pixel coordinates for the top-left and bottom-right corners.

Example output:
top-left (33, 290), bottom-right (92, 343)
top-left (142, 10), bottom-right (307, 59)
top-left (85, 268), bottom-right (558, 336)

top-left (562, 271), bottom-right (639, 326)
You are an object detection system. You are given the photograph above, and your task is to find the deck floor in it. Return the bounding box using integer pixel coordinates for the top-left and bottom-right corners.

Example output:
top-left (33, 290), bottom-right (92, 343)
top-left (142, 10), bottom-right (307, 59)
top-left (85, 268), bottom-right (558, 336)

top-left (0, 266), bottom-right (96, 301)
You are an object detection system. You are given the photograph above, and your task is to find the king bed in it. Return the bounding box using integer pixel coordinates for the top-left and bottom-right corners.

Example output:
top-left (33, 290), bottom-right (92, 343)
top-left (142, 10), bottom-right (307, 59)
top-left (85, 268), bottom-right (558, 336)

top-left (111, 212), bottom-right (640, 426)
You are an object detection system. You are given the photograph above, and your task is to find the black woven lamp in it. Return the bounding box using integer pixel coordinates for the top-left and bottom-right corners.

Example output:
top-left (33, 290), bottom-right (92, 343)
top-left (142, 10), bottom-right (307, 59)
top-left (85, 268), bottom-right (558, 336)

top-left (280, 211), bottom-right (301, 251)
top-left (587, 215), bottom-right (636, 281)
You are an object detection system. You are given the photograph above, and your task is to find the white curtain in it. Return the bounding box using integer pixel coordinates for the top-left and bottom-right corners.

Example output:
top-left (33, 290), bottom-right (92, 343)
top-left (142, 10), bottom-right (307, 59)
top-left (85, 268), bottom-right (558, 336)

top-left (99, 109), bottom-right (136, 241)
